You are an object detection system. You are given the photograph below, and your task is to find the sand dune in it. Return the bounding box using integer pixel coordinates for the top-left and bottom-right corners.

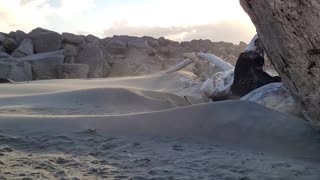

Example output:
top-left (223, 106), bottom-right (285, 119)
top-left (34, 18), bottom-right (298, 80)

top-left (0, 72), bottom-right (320, 179)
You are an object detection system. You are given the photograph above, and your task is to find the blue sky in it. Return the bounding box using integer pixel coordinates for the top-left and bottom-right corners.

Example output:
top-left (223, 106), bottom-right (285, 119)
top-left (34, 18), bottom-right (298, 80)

top-left (0, 0), bottom-right (256, 43)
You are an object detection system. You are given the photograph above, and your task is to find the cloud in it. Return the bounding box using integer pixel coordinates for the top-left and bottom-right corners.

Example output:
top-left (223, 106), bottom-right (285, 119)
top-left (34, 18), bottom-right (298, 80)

top-left (103, 21), bottom-right (255, 44)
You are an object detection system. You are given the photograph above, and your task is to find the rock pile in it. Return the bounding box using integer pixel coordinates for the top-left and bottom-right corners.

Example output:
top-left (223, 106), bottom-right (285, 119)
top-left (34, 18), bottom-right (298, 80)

top-left (0, 28), bottom-right (247, 81)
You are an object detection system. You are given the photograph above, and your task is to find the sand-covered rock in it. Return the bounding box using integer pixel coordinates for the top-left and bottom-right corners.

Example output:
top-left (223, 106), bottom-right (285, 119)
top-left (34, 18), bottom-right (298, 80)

top-left (29, 28), bottom-right (62, 53)
top-left (11, 38), bottom-right (34, 58)
top-left (241, 83), bottom-right (303, 118)
top-left (56, 63), bottom-right (89, 79)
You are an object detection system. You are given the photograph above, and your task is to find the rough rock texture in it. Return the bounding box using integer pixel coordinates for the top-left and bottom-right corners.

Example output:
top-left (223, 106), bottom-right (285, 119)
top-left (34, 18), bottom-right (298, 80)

top-left (0, 52), bottom-right (11, 59)
top-left (240, 0), bottom-right (320, 126)
top-left (63, 44), bottom-right (79, 57)
top-left (85, 34), bottom-right (100, 43)
top-left (18, 50), bottom-right (64, 79)
top-left (56, 64), bottom-right (89, 79)
top-left (62, 32), bottom-right (85, 45)
top-left (75, 43), bottom-right (105, 78)
top-left (0, 58), bottom-right (32, 81)
top-left (29, 28), bottom-right (62, 53)
top-left (241, 83), bottom-right (303, 119)
top-left (11, 38), bottom-right (34, 58)
top-left (2, 38), bottom-right (18, 52)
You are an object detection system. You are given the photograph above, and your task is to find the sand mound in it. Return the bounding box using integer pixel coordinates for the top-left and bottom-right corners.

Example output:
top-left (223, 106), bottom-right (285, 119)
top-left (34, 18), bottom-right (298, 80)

top-left (0, 73), bottom-right (319, 179)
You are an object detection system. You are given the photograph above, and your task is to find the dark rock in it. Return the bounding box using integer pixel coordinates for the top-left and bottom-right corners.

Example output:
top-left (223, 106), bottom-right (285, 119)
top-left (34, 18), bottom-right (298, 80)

top-left (29, 28), bottom-right (62, 53)
top-left (231, 51), bottom-right (281, 97)
top-left (63, 44), bottom-right (79, 57)
top-left (2, 38), bottom-right (18, 52)
top-left (85, 34), bottom-right (100, 43)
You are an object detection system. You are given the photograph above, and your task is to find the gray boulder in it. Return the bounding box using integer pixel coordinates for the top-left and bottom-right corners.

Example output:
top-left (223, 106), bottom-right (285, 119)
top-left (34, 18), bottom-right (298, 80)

top-left (0, 58), bottom-right (32, 82)
top-left (62, 32), bottom-right (85, 45)
top-left (104, 40), bottom-right (127, 55)
top-left (29, 28), bottom-right (62, 53)
top-left (11, 30), bottom-right (27, 44)
top-left (2, 38), bottom-right (18, 52)
top-left (18, 50), bottom-right (64, 79)
top-left (56, 63), bottom-right (89, 79)
top-left (0, 34), bottom-right (6, 44)
top-left (75, 43), bottom-right (105, 78)
top-left (12, 38), bottom-right (34, 58)
top-left (241, 83), bottom-right (303, 119)
top-left (85, 34), bottom-right (100, 43)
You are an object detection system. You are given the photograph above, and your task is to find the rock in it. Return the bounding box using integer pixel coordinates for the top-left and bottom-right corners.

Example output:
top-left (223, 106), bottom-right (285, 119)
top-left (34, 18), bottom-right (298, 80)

top-left (0, 52), bottom-right (11, 59)
top-left (64, 56), bottom-right (75, 64)
top-left (241, 83), bottom-right (303, 118)
top-left (2, 38), bottom-right (18, 52)
top-left (13, 30), bottom-right (27, 44)
top-left (28, 28), bottom-right (62, 53)
top-left (0, 34), bottom-right (6, 44)
top-left (240, 0), bottom-right (320, 126)
top-left (200, 69), bottom-right (234, 101)
top-left (62, 32), bottom-right (85, 45)
top-left (85, 34), bottom-right (100, 43)
top-left (75, 43), bottom-right (105, 78)
top-left (18, 50), bottom-right (64, 79)
top-left (0, 58), bottom-right (32, 82)
top-left (63, 44), bottom-right (79, 57)
top-left (0, 46), bottom-right (6, 53)
top-left (11, 38), bottom-right (34, 58)
top-left (231, 51), bottom-right (281, 97)
top-left (56, 64), bottom-right (89, 79)
top-left (127, 38), bottom-right (148, 49)
top-left (104, 40), bottom-right (127, 55)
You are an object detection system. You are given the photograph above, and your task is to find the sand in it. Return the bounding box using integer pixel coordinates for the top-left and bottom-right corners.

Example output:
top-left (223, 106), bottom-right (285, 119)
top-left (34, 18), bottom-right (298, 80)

top-left (0, 71), bottom-right (320, 179)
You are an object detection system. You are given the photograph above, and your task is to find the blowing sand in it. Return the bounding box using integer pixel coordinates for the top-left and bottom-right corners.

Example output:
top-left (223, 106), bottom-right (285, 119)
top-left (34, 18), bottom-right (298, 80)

top-left (0, 72), bottom-right (319, 179)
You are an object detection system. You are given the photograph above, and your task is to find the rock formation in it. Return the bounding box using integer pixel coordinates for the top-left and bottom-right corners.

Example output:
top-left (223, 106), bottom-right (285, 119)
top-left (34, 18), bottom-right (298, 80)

top-left (240, 0), bottom-right (320, 126)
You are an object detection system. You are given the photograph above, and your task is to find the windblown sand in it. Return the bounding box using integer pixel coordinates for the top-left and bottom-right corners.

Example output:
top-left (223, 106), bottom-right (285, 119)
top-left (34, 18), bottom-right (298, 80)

top-left (0, 72), bottom-right (319, 180)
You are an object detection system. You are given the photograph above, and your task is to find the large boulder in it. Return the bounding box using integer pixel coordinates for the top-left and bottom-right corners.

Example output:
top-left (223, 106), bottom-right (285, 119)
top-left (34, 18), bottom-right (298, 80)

top-left (63, 44), bottom-right (79, 57)
top-left (75, 43), bottom-right (105, 78)
top-left (10, 30), bottom-right (27, 44)
top-left (241, 83), bottom-right (303, 118)
top-left (56, 64), bottom-right (89, 79)
top-left (0, 58), bottom-right (32, 82)
top-left (0, 52), bottom-right (11, 58)
top-left (2, 38), bottom-right (18, 52)
top-left (28, 28), bottom-right (62, 53)
top-left (103, 39), bottom-right (127, 55)
top-left (18, 50), bottom-right (64, 79)
top-left (62, 32), bottom-right (85, 45)
top-left (11, 38), bottom-right (34, 58)
top-left (85, 34), bottom-right (100, 43)
top-left (240, 0), bottom-right (320, 126)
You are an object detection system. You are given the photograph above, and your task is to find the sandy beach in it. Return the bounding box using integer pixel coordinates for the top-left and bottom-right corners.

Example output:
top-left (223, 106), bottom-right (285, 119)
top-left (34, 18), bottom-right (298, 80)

top-left (0, 72), bottom-right (319, 179)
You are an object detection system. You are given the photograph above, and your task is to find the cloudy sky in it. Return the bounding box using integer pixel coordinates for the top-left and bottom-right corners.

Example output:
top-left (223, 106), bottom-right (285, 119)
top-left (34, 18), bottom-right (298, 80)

top-left (0, 0), bottom-right (256, 43)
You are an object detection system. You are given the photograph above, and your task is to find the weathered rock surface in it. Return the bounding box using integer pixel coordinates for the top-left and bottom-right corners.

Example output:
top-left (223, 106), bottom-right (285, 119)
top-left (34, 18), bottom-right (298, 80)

top-left (29, 28), bottom-right (62, 53)
top-left (12, 30), bottom-right (27, 44)
top-left (85, 34), bottom-right (100, 43)
top-left (0, 58), bottom-right (32, 82)
top-left (241, 83), bottom-right (303, 119)
top-left (56, 64), bottom-right (89, 79)
top-left (0, 52), bottom-right (11, 59)
top-left (2, 38), bottom-right (18, 52)
top-left (75, 43), bottom-right (105, 78)
top-left (12, 38), bottom-right (34, 58)
top-left (62, 32), bottom-right (85, 45)
top-left (18, 50), bottom-right (64, 79)
top-left (63, 44), bottom-right (79, 57)
top-left (240, 0), bottom-right (320, 126)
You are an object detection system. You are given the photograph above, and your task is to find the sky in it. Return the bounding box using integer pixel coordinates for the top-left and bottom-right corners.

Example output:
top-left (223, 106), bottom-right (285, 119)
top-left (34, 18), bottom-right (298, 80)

top-left (0, 0), bottom-right (256, 43)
